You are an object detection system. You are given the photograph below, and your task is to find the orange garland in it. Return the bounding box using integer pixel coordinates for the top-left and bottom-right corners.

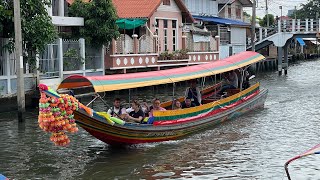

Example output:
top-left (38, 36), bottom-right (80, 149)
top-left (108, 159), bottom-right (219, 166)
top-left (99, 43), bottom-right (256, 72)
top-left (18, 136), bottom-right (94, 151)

top-left (38, 91), bottom-right (80, 146)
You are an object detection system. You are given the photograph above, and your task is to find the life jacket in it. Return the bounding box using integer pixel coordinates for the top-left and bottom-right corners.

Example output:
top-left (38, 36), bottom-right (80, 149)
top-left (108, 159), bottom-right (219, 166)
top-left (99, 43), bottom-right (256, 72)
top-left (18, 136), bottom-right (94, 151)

top-left (110, 106), bottom-right (123, 117)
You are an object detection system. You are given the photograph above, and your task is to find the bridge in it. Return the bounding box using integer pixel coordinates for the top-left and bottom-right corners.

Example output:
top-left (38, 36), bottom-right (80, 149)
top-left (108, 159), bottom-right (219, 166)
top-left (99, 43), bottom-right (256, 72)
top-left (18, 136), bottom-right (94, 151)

top-left (247, 19), bottom-right (320, 75)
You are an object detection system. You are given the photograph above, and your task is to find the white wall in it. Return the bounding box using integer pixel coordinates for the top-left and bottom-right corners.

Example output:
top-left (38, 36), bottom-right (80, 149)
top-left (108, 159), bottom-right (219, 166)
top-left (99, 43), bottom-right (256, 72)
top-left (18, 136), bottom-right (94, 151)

top-left (230, 27), bottom-right (246, 44)
top-left (219, 45), bottom-right (230, 59)
top-left (183, 0), bottom-right (218, 16)
top-left (158, 0), bottom-right (180, 12)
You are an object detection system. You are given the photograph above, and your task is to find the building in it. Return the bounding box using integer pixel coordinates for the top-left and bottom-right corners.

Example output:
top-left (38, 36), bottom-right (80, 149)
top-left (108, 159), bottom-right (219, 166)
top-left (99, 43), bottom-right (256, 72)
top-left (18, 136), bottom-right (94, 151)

top-left (105, 0), bottom-right (220, 73)
top-left (182, 0), bottom-right (252, 59)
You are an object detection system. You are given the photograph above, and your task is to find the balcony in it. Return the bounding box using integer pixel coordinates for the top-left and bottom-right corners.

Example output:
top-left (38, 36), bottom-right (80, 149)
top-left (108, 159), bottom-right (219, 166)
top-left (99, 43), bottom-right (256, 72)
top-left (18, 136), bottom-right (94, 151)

top-left (105, 33), bottom-right (220, 73)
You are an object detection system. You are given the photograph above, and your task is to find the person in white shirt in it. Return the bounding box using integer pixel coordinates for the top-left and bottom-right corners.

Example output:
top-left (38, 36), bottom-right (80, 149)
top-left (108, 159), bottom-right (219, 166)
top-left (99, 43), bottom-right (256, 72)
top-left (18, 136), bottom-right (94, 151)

top-left (107, 98), bottom-right (127, 119)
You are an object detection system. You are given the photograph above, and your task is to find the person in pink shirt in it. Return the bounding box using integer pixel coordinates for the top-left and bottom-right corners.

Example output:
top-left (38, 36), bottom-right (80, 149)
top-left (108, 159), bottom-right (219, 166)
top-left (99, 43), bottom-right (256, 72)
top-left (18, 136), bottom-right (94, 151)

top-left (149, 98), bottom-right (166, 117)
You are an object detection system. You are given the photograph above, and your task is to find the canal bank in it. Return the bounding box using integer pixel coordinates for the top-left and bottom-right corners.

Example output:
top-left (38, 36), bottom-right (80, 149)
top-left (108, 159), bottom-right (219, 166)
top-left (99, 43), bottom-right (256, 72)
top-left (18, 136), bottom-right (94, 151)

top-left (1, 58), bottom-right (320, 179)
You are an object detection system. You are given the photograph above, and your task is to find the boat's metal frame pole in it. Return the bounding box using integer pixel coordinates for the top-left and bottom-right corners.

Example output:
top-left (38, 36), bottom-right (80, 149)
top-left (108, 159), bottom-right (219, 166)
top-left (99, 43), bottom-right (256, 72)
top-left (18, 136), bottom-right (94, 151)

top-left (172, 83), bottom-right (175, 109)
top-left (128, 89), bottom-right (131, 104)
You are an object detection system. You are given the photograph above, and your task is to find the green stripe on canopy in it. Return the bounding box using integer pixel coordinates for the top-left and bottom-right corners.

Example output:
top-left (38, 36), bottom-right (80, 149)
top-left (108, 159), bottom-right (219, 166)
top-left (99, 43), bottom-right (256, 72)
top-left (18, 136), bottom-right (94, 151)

top-left (116, 18), bottom-right (147, 30)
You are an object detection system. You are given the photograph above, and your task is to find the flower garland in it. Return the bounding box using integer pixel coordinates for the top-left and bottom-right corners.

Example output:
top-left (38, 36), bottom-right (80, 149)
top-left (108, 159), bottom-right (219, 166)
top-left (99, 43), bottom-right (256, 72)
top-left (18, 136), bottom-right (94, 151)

top-left (38, 84), bottom-right (79, 146)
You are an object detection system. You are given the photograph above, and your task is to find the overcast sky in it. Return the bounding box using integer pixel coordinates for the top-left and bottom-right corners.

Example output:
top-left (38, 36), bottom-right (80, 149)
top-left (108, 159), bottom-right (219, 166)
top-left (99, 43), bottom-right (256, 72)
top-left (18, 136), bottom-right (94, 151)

top-left (244, 0), bottom-right (309, 18)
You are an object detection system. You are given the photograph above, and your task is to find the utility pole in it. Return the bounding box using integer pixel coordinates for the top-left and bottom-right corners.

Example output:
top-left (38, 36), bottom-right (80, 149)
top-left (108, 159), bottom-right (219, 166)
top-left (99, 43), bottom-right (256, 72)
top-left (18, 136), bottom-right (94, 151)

top-left (294, 6), bottom-right (297, 21)
top-left (13, 0), bottom-right (25, 121)
top-left (266, 0), bottom-right (269, 27)
top-left (251, 0), bottom-right (256, 52)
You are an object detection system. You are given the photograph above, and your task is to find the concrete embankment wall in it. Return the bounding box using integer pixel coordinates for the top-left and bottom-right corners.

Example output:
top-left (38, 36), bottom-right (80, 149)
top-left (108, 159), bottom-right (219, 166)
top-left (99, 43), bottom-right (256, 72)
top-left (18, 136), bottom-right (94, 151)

top-left (0, 92), bottom-right (37, 113)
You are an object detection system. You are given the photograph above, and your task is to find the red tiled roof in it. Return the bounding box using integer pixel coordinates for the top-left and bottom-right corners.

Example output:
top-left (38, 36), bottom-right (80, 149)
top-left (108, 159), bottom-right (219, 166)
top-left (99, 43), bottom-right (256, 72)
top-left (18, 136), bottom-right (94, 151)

top-left (112, 0), bottom-right (194, 22)
top-left (112, 0), bottom-right (161, 19)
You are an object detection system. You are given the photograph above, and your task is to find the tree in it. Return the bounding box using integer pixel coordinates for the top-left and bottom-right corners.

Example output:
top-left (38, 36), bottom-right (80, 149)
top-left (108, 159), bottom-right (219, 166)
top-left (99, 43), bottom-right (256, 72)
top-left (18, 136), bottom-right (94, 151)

top-left (69, 0), bottom-right (119, 48)
top-left (291, 0), bottom-right (320, 19)
top-left (259, 14), bottom-right (275, 27)
top-left (0, 0), bottom-right (57, 66)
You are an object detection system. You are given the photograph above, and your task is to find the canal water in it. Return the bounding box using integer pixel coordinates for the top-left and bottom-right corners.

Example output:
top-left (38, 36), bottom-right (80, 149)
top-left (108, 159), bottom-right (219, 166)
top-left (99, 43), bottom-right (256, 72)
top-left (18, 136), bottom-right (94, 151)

top-left (1, 59), bottom-right (320, 179)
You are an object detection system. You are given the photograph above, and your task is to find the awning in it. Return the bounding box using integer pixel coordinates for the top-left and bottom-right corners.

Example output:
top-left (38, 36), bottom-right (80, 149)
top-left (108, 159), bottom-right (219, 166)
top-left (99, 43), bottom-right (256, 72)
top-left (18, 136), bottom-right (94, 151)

top-left (58, 51), bottom-right (265, 92)
top-left (116, 18), bottom-right (147, 30)
top-left (193, 15), bottom-right (250, 27)
top-left (297, 38), bottom-right (305, 46)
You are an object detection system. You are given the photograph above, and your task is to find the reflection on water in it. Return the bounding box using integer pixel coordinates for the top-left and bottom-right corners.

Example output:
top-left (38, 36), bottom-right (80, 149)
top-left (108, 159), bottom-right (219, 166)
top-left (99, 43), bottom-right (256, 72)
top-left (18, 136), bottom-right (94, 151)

top-left (1, 60), bottom-right (320, 179)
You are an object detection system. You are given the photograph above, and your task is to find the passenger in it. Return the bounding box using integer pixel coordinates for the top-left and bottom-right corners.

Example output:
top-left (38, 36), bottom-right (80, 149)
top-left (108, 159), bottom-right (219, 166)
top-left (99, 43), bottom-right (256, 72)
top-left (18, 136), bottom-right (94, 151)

top-left (218, 70), bottom-right (238, 95)
top-left (107, 98), bottom-right (127, 119)
top-left (181, 97), bottom-right (196, 109)
top-left (149, 98), bottom-right (166, 117)
top-left (125, 100), bottom-right (145, 123)
top-left (172, 99), bottom-right (182, 110)
top-left (242, 70), bottom-right (251, 89)
top-left (185, 79), bottom-right (202, 106)
top-left (141, 99), bottom-right (150, 116)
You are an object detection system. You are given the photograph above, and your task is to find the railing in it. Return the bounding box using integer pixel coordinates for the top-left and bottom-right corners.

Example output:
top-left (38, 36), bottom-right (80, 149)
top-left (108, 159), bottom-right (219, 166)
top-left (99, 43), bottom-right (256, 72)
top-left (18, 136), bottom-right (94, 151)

top-left (186, 34), bottom-right (218, 52)
top-left (39, 43), bottom-right (60, 78)
top-left (247, 19), bottom-right (320, 48)
top-left (114, 34), bottom-right (157, 55)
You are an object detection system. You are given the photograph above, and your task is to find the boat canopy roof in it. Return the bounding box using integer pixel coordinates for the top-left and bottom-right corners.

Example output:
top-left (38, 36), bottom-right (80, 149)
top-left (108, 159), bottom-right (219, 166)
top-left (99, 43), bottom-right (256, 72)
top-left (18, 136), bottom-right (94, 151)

top-left (57, 51), bottom-right (265, 92)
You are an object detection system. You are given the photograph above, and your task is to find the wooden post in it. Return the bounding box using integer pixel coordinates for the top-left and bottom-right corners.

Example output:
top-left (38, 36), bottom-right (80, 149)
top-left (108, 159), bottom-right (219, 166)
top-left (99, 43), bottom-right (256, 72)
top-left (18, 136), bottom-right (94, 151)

top-left (278, 47), bottom-right (283, 75)
top-left (13, 0), bottom-right (25, 120)
top-left (251, 0), bottom-right (256, 51)
top-left (283, 45), bottom-right (288, 75)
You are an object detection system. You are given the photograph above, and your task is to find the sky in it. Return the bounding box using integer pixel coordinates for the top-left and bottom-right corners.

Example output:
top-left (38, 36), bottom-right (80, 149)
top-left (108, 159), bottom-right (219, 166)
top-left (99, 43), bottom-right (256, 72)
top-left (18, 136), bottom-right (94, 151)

top-left (244, 0), bottom-right (309, 18)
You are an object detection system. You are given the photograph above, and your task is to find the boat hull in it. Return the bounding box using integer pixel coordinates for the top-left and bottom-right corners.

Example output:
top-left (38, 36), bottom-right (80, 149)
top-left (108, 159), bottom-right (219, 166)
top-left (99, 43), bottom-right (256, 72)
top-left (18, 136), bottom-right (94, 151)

top-left (74, 88), bottom-right (268, 145)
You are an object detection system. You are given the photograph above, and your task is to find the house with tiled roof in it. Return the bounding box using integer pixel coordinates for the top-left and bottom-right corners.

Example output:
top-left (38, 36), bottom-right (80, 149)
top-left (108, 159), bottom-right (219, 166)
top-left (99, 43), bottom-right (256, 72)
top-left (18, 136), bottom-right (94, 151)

top-left (182, 0), bottom-right (252, 59)
top-left (106, 0), bottom-right (220, 73)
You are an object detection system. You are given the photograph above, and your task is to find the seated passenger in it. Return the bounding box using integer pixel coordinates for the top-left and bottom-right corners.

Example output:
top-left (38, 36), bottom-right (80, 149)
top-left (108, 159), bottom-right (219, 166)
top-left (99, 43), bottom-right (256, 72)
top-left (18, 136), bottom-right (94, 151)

top-left (218, 70), bottom-right (238, 95)
top-left (172, 99), bottom-right (182, 110)
top-left (141, 99), bottom-right (150, 116)
top-left (181, 97), bottom-right (196, 109)
top-left (149, 98), bottom-right (166, 117)
top-left (185, 79), bottom-right (202, 106)
top-left (107, 98), bottom-right (127, 119)
top-left (124, 100), bottom-right (145, 123)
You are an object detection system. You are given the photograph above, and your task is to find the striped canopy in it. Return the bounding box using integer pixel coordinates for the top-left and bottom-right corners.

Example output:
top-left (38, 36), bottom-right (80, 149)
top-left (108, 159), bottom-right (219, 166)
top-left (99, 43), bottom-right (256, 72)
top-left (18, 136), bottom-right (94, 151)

top-left (57, 51), bottom-right (265, 92)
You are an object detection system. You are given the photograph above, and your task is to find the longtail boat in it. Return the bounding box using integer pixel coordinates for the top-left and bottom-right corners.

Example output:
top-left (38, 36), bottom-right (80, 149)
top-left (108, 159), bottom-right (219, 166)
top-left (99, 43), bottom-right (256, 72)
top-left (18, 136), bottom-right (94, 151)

top-left (40, 51), bottom-right (268, 146)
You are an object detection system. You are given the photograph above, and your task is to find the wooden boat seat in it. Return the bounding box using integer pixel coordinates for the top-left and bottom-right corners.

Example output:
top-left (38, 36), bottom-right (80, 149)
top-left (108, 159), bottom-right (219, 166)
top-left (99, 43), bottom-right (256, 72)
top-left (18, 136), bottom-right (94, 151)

top-left (226, 88), bottom-right (240, 96)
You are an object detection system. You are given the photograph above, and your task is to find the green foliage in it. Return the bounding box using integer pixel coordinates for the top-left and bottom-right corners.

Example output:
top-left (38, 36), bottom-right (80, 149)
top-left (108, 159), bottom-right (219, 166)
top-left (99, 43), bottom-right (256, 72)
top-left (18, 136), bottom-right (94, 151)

top-left (69, 0), bottom-right (120, 47)
top-left (292, 0), bottom-right (320, 19)
top-left (259, 14), bottom-right (275, 27)
top-left (0, 0), bottom-right (57, 67)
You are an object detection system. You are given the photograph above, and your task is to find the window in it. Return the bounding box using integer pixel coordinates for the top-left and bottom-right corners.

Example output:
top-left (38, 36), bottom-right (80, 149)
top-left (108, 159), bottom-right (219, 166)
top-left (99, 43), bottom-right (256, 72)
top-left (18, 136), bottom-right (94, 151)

top-left (172, 20), bottom-right (177, 51)
top-left (163, 0), bottom-right (170, 5)
top-left (228, 5), bottom-right (231, 18)
top-left (163, 19), bottom-right (168, 28)
top-left (236, 5), bottom-right (241, 19)
top-left (172, 20), bottom-right (176, 28)
top-left (164, 29), bottom-right (168, 51)
top-left (220, 26), bottom-right (230, 45)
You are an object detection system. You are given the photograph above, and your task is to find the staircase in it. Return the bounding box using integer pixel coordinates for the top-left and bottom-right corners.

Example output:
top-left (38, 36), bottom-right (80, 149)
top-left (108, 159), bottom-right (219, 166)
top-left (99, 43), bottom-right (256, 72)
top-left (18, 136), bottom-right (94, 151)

top-left (247, 19), bottom-right (320, 51)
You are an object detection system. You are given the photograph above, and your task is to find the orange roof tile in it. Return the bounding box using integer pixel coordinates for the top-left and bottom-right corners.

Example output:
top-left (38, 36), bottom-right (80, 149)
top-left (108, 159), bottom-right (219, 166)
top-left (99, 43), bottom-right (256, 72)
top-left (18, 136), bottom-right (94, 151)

top-left (112, 0), bottom-right (194, 22)
top-left (112, 0), bottom-right (162, 19)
